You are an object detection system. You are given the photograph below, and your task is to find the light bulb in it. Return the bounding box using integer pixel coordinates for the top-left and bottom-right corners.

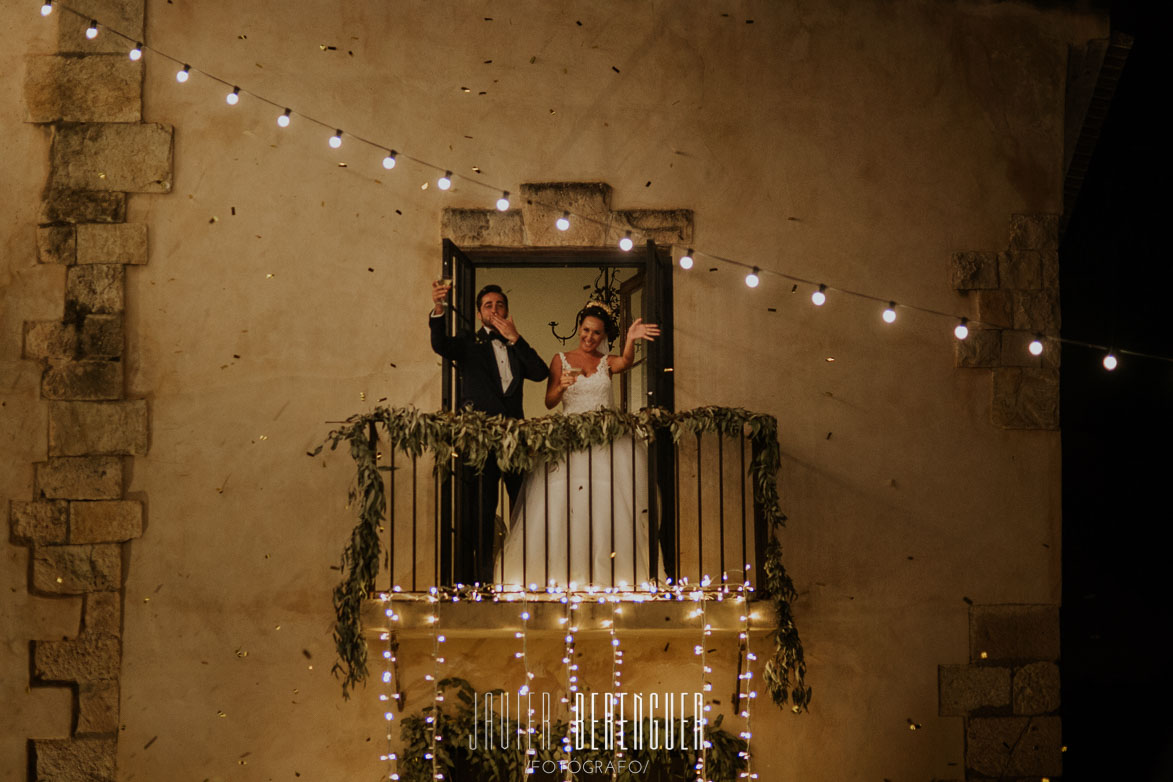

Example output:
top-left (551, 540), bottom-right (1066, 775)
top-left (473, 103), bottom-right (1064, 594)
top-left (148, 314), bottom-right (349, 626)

top-left (1103, 353), bottom-right (1118, 371)
top-left (679, 248), bottom-right (694, 269)
top-left (619, 232), bottom-right (633, 252)
top-left (556, 212), bottom-right (570, 231)
top-left (129, 43), bottom-right (143, 61)
top-left (41, 2), bottom-right (53, 16)
top-left (329, 130), bottom-right (343, 149)
top-left (277, 109), bottom-right (291, 127)
top-left (176, 65), bottom-right (190, 83)
top-left (496, 192), bottom-right (510, 211)
top-left (1028, 336), bottom-right (1044, 356)
top-left (811, 284), bottom-right (826, 306)
top-left (954, 318), bottom-right (969, 340)
top-left (882, 302), bottom-right (897, 323)
top-left (745, 267), bottom-right (760, 288)
top-left (437, 171), bottom-right (452, 190)
top-left (86, 21), bottom-right (98, 39)
top-left (382, 150), bottom-right (397, 170)
top-left (226, 87), bottom-right (240, 106)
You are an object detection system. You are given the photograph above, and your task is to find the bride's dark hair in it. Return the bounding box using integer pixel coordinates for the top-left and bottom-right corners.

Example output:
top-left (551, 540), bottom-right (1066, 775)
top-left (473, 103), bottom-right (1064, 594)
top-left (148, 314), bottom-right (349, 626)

top-left (576, 303), bottom-right (619, 342)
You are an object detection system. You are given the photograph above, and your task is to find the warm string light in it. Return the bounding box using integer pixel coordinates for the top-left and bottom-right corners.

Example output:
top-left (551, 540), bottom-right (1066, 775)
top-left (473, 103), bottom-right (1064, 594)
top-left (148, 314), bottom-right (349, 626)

top-left (882, 302), bottom-right (897, 324)
top-left (1103, 352), bottom-right (1118, 371)
top-left (35, 3), bottom-right (1159, 370)
top-left (226, 86), bottom-right (240, 106)
top-left (608, 596), bottom-right (623, 782)
top-left (515, 591), bottom-right (538, 770)
top-left (619, 231), bottom-right (634, 252)
top-left (426, 589), bottom-right (445, 781)
top-left (380, 595), bottom-right (402, 781)
top-left (496, 191), bottom-right (510, 211)
top-left (694, 593), bottom-right (712, 781)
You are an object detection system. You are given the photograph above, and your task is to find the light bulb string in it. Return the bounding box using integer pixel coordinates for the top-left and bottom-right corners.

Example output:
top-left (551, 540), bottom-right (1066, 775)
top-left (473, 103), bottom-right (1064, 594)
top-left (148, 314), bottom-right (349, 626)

top-left (42, 1), bottom-right (1171, 367)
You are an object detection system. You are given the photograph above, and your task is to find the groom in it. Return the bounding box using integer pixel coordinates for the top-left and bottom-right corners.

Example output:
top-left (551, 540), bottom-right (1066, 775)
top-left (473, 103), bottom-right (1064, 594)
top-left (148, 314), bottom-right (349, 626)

top-left (429, 281), bottom-right (549, 586)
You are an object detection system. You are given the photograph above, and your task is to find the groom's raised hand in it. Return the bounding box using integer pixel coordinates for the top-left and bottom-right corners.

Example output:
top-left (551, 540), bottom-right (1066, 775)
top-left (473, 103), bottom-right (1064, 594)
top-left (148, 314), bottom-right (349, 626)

top-left (488, 312), bottom-right (520, 344)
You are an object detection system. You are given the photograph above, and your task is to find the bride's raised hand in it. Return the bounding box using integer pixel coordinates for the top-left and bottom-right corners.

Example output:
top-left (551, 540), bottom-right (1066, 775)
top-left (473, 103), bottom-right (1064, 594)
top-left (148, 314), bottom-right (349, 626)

top-left (627, 317), bottom-right (661, 342)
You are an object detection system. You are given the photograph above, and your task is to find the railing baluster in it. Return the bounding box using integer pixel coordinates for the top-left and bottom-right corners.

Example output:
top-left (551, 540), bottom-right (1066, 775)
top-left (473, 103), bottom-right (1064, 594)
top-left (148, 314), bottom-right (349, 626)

top-left (588, 446), bottom-right (594, 588)
top-left (543, 462), bottom-right (550, 589)
top-left (609, 439), bottom-right (615, 588)
top-left (696, 431), bottom-right (703, 581)
top-left (740, 431), bottom-right (747, 583)
top-left (674, 438), bottom-right (681, 584)
top-left (565, 448), bottom-right (571, 587)
top-left (718, 434), bottom-right (725, 579)
top-left (388, 438), bottom-right (395, 592)
top-left (631, 432), bottom-right (637, 588)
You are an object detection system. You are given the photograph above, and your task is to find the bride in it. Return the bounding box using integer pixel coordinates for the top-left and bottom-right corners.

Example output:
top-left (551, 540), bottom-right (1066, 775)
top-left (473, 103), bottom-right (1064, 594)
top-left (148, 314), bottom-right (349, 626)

top-left (498, 303), bottom-right (661, 591)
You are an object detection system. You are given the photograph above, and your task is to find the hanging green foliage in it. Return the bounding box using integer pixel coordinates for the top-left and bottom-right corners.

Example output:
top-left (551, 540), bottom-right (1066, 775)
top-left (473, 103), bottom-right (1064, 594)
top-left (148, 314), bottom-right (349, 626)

top-left (315, 406), bottom-right (810, 712)
top-left (398, 677), bottom-right (748, 782)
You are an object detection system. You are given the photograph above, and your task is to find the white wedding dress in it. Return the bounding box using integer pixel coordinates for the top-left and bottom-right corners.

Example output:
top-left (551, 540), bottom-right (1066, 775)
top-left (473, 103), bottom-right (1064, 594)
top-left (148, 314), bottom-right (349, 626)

top-left (498, 353), bottom-right (653, 590)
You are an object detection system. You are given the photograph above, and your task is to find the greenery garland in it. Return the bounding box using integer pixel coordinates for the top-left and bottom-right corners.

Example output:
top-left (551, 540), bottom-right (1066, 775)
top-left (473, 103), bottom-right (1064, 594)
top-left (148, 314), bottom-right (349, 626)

top-left (316, 406), bottom-right (810, 712)
top-left (397, 677), bottom-right (747, 781)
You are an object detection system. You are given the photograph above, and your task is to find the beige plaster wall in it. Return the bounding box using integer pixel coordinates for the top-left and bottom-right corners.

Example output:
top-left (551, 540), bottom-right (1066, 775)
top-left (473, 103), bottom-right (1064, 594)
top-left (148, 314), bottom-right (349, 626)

top-left (3, 0), bottom-right (1103, 779)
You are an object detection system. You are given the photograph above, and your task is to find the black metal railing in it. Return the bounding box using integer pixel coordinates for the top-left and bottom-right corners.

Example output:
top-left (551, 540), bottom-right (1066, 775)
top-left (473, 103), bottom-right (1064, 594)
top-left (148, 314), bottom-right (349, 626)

top-left (377, 422), bottom-right (768, 594)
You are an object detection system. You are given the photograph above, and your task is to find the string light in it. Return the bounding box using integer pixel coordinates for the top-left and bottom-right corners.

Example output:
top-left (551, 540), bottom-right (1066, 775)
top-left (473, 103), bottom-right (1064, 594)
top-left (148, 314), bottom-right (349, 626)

top-left (745, 267), bottom-right (760, 288)
top-left (382, 150), bottom-right (397, 170)
top-left (329, 130), bottom-right (343, 149)
top-left (37, 1), bottom-right (1164, 370)
top-left (380, 594), bottom-right (402, 782)
top-left (437, 171), bottom-right (452, 190)
top-left (496, 191), bottom-right (510, 211)
top-left (882, 302), bottom-right (897, 324)
top-left (736, 568), bottom-right (758, 780)
top-left (619, 231), bottom-right (634, 252)
top-left (1103, 352), bottom-right (1118, 371)
top-left (1029, 335), bottom-right (1045, 356)
top-left (226, 87), bottom-right (240, 106)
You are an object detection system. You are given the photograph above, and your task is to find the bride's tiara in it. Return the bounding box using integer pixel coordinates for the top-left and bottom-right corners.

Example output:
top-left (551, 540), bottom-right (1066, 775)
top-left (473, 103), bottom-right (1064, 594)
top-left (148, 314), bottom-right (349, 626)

top-left (582, 300), bottom-right (614, 316)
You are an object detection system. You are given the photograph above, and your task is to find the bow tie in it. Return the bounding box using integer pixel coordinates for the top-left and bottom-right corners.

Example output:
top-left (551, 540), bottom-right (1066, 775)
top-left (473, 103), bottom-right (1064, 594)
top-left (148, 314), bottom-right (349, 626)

top-left (480, 329), bottom-right (509, 344)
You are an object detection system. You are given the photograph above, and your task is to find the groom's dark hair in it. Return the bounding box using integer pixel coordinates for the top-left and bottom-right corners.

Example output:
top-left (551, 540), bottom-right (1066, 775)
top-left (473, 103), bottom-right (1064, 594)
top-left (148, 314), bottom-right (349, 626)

top-left (476, 284), bottom-right (509, 310)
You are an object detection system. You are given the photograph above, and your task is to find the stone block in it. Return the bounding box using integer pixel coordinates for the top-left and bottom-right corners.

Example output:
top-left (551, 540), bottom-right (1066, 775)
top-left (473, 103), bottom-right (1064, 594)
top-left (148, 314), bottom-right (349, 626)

top-left (1013, 661), bottom-right (1060, 714)
top-left (953, 328), bottom-right (1000, 369)
top-left (998, 250), bottom-right (1044, 290)
top-left (48, 400), bottom-right (149, 457)
top-left (974, 289), bottom-right (1013, 329)
top-left (56, 0), bottom-right (145, 55)
top-left (950, 251), bottom-right (999, 290)
top-left (966, 716), bottom-right (1062, 776)
top-left (77, 680), bottom-right (120, 735)
top-left (612, 209), bottom-right (695, 244)
top-left (42, 360), bottom-right (123, 401)
top-left (23, 54), bottom-right (142, 123)
top-left (49, 123), bottom-right (173, 194)
top-left (76, 223), bottom-right (148, 264)
top-left (1000, 330), bottom-right (1060, 369)
top-left (33, 738), bottom-right (116, 782)
top-left (938, 664), bottom-right (1010, 715)
top-left (991, 368), bottom-right (1059, 430)
top-left (24, 321), bottom-right (79, 359)
top-left (32, 543), bottom-right (121, 594)
top-left (1008, 214), bottom-right (1059, 251)
top-left (970, 604), bottom-right (1060, 662)
top-left (10, 500), bottom-right (69, 544)
top-left (35, 456), bottom-right (122, 500)
top-left (36, 225), bottom-right (76, 264)
top-left (81, 316), bottom-right (123, 358)
top-left (40, 190), bottom-right (126, 224)
top-left (1012, 289), bottom-right (1060, 332)
top-left (70, 501), bottom-right (142, 543)
top-left (34, 635), bottom-right (120, 682)
top-left (442, 208), bottom-right (526, 246)
top-left (66, 264), bottom-right (124, 316)
top-left (520, 182), bottom-right (612, 246)
top-left (83, 591), bottom-right (121, 637)
top-left (1041, 249), bottom-right (1059, 290)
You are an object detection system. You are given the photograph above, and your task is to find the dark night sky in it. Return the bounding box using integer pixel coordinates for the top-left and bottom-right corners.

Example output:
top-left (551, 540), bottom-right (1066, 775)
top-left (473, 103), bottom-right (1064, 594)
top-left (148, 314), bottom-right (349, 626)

top-left (1060, 3), bottom-right (1172, 777)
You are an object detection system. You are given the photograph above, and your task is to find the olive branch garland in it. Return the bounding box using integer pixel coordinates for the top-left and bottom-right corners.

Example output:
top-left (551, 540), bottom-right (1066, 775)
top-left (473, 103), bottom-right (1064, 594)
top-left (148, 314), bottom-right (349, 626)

top-left (315, 406), bottom-right (811, 712)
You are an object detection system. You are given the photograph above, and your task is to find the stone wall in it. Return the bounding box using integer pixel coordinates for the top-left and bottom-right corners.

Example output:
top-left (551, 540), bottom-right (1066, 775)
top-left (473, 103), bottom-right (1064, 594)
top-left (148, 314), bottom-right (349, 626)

top-left (952, 214), bottom-right (1061, 429)
top-left (939, 604), bottom-right (1062, 779)
top-left (8, 0), bottom-right (169, 777)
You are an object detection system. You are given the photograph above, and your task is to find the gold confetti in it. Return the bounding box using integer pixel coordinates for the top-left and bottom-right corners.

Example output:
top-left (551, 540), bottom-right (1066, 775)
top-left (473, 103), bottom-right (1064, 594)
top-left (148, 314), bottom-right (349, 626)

top-left (55, 577), bottom-right (63, 583)
top-left (143, 597), bottom-right (150, 602)
top-left (979, 651), bottom-right (988, 659)
top-left (421, 182), bottom-right (429, 190)
top-left (98, 172), bottom-right (106, 179)
top-left (259, 435), bottom-right (268, 440)
top-left (266, 273), bottom-right (275, 279)
top-left (275, 625), bottom-right (281, 630)
top-left (217, 710), bottom-right (226, 718)
top-left (360, 391), bottom-right (366, 401)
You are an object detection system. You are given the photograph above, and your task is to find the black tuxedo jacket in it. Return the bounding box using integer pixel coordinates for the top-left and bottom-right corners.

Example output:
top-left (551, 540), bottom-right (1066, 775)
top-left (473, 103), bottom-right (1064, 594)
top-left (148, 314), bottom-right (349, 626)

top-left (430, 314), bottom-right (549, 418)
